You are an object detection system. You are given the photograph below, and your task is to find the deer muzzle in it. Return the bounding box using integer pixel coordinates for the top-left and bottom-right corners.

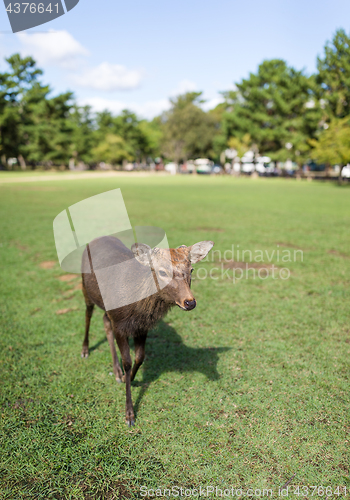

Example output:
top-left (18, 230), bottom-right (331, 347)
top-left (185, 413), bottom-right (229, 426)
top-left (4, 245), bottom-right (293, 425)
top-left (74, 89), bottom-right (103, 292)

top-left (176, 298), bottom-right (197, 311)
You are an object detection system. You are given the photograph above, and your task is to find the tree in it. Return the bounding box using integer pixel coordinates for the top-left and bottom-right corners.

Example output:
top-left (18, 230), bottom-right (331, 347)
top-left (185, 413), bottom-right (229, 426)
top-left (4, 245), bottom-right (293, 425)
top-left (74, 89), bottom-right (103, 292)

top-left (0, 54), bottom-right (45, 167)
top-left (21, 91), bottom-right (75, 167)
top-left (317, 29), bottom-right (350, 119)
top-left (68, 105), bottom-right (96, 166)
top-left (310, 117), bottom-right (350, 183)
top-left (138, 118), bottom-right (162, 159)
top-left (113, 110), bottom-right (146, 161)
top-left (92, 134), bottom-right (132, 166)
top-left (95, 109), bottom-right (157, 162)
top-left (0, 54), bottom-right (76, 169)
top-left (219, 60), bottom-right (322, 166)
top-left (160, 92), bottom-right (218, 163)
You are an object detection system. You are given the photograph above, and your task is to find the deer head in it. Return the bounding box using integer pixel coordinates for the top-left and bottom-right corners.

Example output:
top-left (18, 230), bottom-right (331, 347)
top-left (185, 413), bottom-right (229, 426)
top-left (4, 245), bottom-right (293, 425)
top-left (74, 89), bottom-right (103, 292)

top-left (131, 241), bottom-right (214, 310)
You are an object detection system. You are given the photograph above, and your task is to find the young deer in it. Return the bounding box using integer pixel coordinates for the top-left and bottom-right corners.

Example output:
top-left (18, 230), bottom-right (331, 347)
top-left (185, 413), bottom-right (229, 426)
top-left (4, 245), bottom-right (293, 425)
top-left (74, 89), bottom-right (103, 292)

top-left (81, 235), bottom-right (214, 426)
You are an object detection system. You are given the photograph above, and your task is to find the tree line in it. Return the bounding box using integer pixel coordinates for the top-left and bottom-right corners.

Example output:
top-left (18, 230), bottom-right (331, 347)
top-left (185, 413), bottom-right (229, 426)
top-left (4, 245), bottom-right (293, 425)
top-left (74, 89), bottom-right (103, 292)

top-left (1, 29), bottom-right (350, 174)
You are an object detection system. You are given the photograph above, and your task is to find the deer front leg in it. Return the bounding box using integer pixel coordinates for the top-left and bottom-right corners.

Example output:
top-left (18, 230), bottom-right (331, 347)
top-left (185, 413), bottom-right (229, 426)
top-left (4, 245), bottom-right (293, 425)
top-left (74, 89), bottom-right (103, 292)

top-left (103, 313), bottom-right (123, 382)
top-left (131, 333), bottom-right (147, 381)
top-left (114, 331), bottom-right (135, 426)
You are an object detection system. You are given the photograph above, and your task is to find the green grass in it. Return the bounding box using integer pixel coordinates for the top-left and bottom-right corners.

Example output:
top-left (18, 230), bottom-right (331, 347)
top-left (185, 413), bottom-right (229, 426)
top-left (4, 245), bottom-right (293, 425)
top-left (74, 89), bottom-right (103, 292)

top-left (0, 176), bottom-right (349, 499)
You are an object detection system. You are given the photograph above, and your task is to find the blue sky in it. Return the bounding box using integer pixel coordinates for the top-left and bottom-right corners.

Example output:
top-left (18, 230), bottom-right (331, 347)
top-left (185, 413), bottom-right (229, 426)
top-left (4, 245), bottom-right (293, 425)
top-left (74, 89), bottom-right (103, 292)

top-left (1, 0), bottom-right (349, 118)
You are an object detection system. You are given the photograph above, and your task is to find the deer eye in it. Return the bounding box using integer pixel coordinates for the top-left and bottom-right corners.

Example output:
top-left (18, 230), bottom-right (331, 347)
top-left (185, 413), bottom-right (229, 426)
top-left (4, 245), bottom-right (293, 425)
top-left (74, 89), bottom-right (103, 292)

top-left (158, 270), bottom-right (168, 278)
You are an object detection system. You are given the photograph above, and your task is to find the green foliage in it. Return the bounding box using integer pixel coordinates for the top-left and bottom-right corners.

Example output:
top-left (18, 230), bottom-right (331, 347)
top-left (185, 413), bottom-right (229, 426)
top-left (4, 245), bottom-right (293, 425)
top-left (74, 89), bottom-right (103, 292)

top-left (95, 109), bottom-right (160, 162)
top-left (160, 92), bottom-right (218, 162)
top-left (310, 117), bottom-right (350, 178)
top-left (228, 133), bottom-right (252, 158)
top-left (0, 54), bottom-right (46, 164)
top-left (317, 29), bottom-right (350, 119)
top-left (218, 60), bottom-right (321, 164)
top-left (91, 133), bottom-right (132, 165)
top-left (138, 118), bottom-right (163, 158)
top-left (67, 105), bottom-right (96, 165)
top-left (22, 92), bottom-right (75, 166)
top-left (0, 55), bottom-right (78, 168)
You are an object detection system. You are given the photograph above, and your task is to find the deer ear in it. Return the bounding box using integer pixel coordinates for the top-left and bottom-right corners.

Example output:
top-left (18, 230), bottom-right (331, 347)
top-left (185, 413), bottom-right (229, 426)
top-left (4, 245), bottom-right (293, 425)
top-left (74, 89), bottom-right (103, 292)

top-left (131, 243), bottom-right (152, 267)
top-left (189, 241), bottom-right (214, 264)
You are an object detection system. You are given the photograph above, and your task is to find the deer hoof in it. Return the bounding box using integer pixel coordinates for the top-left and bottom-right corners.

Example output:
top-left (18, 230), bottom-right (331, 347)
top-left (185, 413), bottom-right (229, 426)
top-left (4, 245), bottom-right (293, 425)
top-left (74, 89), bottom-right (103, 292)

top-left (116, 377), bottom-right (122, 383)
top-left (121, 375), bottom-right (126, 383)
top-left (81, 346), bottom-right (89, 358)
top-left (126, 408), bottom-right (135, 426)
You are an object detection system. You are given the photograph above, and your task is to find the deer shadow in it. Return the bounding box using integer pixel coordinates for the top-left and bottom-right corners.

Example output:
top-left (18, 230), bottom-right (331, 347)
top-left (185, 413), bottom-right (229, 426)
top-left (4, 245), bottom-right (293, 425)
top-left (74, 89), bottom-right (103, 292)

top-left (89, 337), bottom-right (107, 353)
top-left (131, 320), bottom-right (230, 415)
top-left (88, 319), bottom-right (230, 415)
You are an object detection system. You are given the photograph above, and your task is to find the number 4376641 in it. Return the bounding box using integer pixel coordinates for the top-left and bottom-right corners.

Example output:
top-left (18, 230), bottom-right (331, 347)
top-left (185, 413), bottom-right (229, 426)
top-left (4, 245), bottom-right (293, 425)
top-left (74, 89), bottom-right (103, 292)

top-left (6, 3), bottom-right (60, 14)
top-left (292, 486), bottom-right (347, 496)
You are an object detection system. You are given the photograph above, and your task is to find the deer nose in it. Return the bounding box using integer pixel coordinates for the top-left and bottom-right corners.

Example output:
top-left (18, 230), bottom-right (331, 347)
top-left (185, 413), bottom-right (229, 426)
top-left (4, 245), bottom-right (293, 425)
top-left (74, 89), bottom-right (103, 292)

top-left (184, 299), bottom-right (196, 311)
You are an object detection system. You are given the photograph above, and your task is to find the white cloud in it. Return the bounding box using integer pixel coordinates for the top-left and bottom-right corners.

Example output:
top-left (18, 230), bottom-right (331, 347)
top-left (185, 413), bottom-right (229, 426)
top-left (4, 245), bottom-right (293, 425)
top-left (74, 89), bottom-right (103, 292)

top-left (71, 62), bottom-right (143, 91)
top-left (17, 30), bottom-right (144, 91)
top-left (17, 30), bottom-right (89, 68)
top-left (79, 97), bottom-right (171, 119)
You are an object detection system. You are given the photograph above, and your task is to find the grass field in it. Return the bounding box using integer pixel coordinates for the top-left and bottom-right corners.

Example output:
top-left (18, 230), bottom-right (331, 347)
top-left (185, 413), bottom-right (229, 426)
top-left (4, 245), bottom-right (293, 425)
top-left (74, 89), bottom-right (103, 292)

top-left (0, 175), bottom-right (349, 499)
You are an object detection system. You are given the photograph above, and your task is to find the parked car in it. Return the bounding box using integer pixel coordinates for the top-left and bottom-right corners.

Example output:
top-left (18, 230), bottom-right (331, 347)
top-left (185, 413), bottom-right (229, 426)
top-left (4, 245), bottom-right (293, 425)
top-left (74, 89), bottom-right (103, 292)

top-left (195, 158), bottom-right (213, 174)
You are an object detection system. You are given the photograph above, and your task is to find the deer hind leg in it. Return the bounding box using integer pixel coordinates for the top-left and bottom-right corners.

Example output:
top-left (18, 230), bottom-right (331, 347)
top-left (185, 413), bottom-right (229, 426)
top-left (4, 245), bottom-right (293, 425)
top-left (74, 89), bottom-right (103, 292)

top-left (103, 313), bottom-right (123, 383)
top-left (131, 333), bottom-right (147, 382)
top-left (81, 303), bottom-right (94, 358)
top-left (81, 280), bottom-right (94, 358)
top-left (114, 331), bottom-right (135, 426)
